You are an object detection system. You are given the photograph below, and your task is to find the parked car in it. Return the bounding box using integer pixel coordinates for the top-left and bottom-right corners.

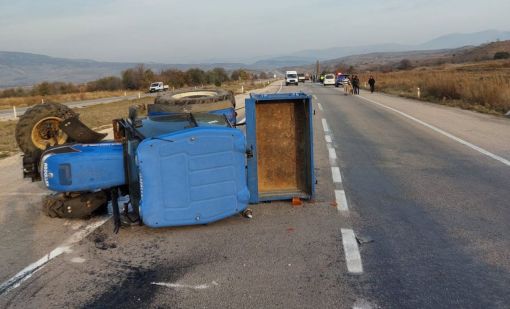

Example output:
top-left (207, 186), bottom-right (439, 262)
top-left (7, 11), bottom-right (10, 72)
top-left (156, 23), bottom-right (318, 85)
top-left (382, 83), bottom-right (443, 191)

top-left (298, 73), bottom-right (306, 83)
top-left (323, 74), bottom-right (335, 86)
top-left (335, 74), bottom-right (350, 87)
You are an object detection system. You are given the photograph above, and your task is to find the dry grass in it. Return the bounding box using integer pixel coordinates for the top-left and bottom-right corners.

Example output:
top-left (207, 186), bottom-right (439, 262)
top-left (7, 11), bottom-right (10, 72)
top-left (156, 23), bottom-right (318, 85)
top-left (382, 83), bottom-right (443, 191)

top-left (0, 80), bottom-right (271, 111)
top-left (0, 90), bottom-right (139, 110)
top-left (221, 79), bottom-right (274, 94)
top-left (360, 60), bottom-right (510, 114)
top-left (0, 120), bottom-right (17, 158)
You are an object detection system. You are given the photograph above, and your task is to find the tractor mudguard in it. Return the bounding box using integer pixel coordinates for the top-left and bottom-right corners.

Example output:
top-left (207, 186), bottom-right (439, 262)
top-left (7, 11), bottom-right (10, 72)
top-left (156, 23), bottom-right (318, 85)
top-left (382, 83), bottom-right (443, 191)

top-left (59, 116), bottom-right (107, 144)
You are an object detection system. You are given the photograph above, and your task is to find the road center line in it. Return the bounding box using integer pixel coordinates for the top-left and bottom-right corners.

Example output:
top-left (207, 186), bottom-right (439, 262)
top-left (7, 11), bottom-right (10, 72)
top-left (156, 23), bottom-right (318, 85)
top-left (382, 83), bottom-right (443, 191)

top-left (325, 134), bottom-right (332, 143)
top-left (321, 118), bottom-right (329, 132)
top-left (335, 190), bottom-right (349, 212)
top-left (341, 228), bottom-right (363, 274)
top-left (328, 146), bottom-right (337, 160)
top-left (0, 216), bottom-right (110, 295)
top-left (359, 95), bottom-right (510, 167)
top-left (317, 103), bottom-right (324, 111)
top-left (331, 166), bottom-right (342, 183)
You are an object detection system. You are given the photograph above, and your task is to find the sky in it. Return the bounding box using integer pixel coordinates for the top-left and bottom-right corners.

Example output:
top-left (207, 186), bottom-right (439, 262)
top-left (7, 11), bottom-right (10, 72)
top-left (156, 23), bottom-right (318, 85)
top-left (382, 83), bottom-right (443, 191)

top-left (0, 0), bottom-right (509, 63)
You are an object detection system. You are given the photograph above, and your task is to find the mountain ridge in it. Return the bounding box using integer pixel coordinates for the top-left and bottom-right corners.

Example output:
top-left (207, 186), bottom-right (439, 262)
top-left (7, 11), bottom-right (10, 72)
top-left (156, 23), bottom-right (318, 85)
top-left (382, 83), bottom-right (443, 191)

top-left (1, 29), bottom-right (509, 87)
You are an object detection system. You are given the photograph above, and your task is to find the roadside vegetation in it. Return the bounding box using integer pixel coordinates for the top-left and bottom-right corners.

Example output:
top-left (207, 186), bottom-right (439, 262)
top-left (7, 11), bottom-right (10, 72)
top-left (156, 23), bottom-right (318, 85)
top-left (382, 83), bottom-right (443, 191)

top-left (0, 65), bottom-right (271, 110)
top-left (358, 60), bottom-right (510, 115)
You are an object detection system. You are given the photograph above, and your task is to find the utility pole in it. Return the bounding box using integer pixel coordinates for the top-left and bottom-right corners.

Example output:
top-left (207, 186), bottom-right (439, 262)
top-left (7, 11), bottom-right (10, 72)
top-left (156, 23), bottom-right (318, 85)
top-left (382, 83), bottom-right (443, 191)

top-left (315, 60), bottom-right (321, 82)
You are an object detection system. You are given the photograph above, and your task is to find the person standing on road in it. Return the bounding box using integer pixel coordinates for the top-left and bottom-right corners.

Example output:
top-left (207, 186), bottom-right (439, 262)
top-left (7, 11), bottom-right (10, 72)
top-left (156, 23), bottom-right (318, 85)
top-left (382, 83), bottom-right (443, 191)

top-left (352, 75), bottom-right (360, 95)
top-left (368, 76), bottom-right (376, 93)
top-left (343, 76), bottom-right (351, 95)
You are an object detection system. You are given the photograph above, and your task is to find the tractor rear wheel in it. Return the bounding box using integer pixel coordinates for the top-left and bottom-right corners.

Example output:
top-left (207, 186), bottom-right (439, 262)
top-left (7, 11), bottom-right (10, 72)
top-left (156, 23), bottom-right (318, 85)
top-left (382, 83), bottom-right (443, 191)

top-left (15, 103), bottom-right (77, 154)
top-left (154, 88), bottom-right (235, 112)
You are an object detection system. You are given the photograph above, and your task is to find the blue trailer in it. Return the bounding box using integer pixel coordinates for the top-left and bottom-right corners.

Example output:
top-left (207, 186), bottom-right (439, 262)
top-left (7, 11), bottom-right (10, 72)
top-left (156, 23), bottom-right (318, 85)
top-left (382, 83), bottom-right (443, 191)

top-left (245, 92), bottom-right (315, 203)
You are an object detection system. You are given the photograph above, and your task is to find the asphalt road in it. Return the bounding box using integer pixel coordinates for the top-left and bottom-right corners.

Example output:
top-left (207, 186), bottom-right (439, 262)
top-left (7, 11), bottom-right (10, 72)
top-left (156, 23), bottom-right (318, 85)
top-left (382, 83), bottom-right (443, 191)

top-left (0, 81), bottom-right (509, 308)
top-left (309, 83), bottom-right (510, 308)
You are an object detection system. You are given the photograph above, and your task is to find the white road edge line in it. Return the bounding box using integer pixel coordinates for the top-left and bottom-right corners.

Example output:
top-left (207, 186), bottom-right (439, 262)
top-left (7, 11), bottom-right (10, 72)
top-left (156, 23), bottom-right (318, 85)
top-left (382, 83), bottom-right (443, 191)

top-left (325, 135), bottom-right (332, 143)
top-left (335, 190), bottom-right (349, 212)
top-left (151, 281), bottom-right (218, 290)
top-left (331, 166), bottom-right (342, 183)
top-left (317, 103), bottom-right (324, 111)
top-left (341, 228), bottom-right (363, 274)
top-left (313, 95), bottom-right (318, 100)
top-left (0, 193), bottom-right (48, 196)
top-left (277, 81), bottom-right (283, 93)
top-left (321, 118), bottom-right (329, 132)
top-left (359, 95), bottom-right (510, 167)
top-left (0, 216), bottom-right (110, 295)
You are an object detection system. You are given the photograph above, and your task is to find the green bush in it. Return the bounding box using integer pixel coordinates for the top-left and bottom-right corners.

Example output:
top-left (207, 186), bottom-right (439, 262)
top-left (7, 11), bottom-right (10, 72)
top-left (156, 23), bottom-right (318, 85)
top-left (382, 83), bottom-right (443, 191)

top-left (494, 51), bottom-right (510, 60)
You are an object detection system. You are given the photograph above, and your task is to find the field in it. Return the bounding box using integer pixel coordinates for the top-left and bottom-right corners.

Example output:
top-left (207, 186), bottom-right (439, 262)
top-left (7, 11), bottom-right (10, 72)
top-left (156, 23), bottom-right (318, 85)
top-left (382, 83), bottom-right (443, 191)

top-left (359, 60), bottom-right (510, 114)
top-left (0, 90), bottom-right (139, 110)
top-left (0, 97), bottom-right (153, 158)
top-left (0, 80), bottom-right (272, 111)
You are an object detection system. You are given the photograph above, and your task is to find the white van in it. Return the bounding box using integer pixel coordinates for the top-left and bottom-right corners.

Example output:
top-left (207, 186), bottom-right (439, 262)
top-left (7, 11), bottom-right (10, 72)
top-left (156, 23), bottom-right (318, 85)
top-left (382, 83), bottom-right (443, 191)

top-left (323, 74), bottom-right (336, 86)
top-left (285, 71), bottom-right (299, 86)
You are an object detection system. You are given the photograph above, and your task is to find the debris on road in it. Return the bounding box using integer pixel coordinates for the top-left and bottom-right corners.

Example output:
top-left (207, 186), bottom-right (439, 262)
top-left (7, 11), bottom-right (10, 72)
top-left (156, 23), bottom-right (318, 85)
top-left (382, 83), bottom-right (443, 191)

top-left (356, 235), bottom-right (374, 245)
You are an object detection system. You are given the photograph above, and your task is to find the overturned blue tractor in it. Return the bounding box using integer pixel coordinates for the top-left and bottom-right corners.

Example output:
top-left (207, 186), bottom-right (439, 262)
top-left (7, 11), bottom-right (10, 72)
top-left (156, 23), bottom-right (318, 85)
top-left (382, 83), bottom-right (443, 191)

top-left (16, 89), bottom-right (314, 232)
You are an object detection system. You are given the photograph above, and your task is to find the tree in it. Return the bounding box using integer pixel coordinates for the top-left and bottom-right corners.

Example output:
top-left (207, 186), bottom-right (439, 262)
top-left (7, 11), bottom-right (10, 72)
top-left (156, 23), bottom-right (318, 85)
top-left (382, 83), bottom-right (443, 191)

top-left (397, 59), bottom-right (413, 70)
top-left (259, 71), bottom-right (268, 79)
top-left (160, 69), bottom-right (187, 88)
top-left (494, 51), bottom-right (510, 60)
top-left (37, 82), bottom-right (51, 96)
top-left (122, 64), bottom-right (155, 89)
top-left (87, 76), bottom-right (123, 91)
top-left (186, 68), bottom-right (206, 86)
top-left (231, 69), bottom-right (250, 81)
top-left (206, 67), bottom-right (230, 86)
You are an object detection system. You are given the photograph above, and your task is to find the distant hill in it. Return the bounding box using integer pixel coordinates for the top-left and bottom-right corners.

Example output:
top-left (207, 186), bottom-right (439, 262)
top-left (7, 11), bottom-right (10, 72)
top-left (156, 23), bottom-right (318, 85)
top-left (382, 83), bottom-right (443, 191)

top-left (2, 29), bottom-right (510, 87)
top-left (452, 40), bottom-right (510, 62)
top-left (284, 40), bottom-right (510, 73)
top-left (416, 30), bottom-right (510, 50)
top-left (0, 51), bottom-right (247, 88)
top-left (260, 29), bottom-right (510, 67)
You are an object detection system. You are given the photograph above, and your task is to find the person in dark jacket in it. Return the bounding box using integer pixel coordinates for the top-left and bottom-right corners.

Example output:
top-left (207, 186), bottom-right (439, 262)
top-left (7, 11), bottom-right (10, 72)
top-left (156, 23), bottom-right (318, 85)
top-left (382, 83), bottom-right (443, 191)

top-left (352, 75), bottom-right (360, 95)
top-left (368, 76), bottom-right (376, 93)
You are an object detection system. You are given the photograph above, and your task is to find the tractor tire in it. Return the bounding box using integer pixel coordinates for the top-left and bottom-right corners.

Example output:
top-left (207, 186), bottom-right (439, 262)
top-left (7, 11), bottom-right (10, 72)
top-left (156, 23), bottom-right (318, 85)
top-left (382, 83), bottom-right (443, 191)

top-left (42, 194), bottom-right (65, 218)
top-left (15, 102), bottom-right (77, 154)
top-left (154, 88), bottom-right (235, 113)
top-left (42, 191), bottom-right (108, 219)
